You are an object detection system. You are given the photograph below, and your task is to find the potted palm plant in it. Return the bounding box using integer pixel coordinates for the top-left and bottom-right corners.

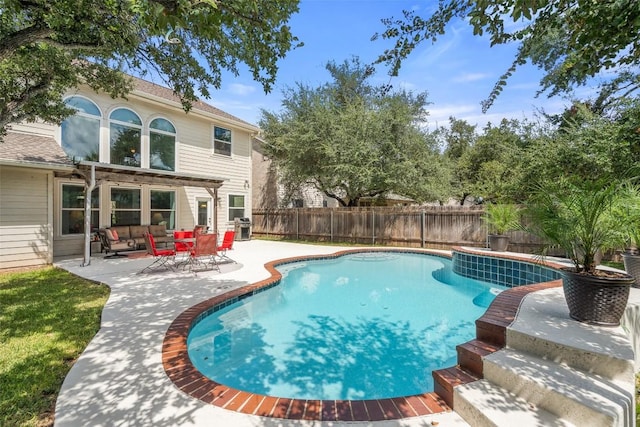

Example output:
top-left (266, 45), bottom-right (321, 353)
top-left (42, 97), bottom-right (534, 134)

top-left (524, 177), bottom-right (633, 326)
top-left (483, 203), bottom-right (520, 251)
top-left (618, 183), bottom-right (640, 287)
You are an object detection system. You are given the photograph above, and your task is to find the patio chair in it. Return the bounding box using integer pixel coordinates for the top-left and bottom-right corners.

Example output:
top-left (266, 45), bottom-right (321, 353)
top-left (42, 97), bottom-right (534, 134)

top-left (173, 230), bottom-right (194, 252)
top-left (193, 224), bottom-right (206, 236)
top-left (216, 230), bottom-right (236, 263)
top-left (187, 233), bottom-right (220, 273)
top-left (98, 228), bottom-right (134, 258)
top-left (139, 232), bottom-right (176, 274)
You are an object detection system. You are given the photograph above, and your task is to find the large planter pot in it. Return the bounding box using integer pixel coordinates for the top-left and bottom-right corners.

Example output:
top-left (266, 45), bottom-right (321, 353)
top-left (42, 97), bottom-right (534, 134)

top-left (622, 252), bottom-right (640, 288)
top-left (488, 234), bottom-right (509, 252)
top-left (561, 268), bottom-right (634, 326)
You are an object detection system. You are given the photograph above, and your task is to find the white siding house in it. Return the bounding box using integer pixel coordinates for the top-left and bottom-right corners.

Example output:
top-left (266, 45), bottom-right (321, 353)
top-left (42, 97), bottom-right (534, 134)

top-left (0, 76), bottom-right (257, 269)
top-left (251, 137), bottom-right (338, 209)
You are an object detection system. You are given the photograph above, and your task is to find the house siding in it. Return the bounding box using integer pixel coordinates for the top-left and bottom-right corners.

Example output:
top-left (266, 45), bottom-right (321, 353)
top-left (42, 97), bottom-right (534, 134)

top-left (0, 77), bottom-right (256, 268)
top-left (0, 166), bottom-right (52, 268)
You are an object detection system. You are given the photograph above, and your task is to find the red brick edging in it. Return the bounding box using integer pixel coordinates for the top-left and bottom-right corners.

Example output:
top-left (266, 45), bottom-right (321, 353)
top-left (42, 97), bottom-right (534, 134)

top-left (162, 247), bottom-right (563, 420)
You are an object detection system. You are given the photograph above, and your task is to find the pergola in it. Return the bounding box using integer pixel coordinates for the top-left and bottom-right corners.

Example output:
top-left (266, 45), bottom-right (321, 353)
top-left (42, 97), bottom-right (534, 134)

top-left (58, 161), bottom-right (227, 266)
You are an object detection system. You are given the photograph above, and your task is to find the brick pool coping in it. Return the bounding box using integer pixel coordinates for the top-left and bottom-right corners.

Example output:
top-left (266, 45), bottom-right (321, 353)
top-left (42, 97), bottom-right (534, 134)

top-left (161, 247), bottom-right (565, 422)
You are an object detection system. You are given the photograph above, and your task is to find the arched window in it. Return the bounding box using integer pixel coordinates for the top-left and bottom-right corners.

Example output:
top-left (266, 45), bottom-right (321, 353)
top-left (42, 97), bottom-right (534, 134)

top-left (149, 118), bottom-right (176, 171)
top-left (61, 97), bottom-right (101, 161)
top-left (109, 108), bottom-right (142, 167)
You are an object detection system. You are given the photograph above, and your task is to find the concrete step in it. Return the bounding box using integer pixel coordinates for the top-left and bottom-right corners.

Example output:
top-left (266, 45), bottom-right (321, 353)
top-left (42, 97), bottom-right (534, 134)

top-left (483, 348), bottom-right (634, 427)
top-left (454, 379), bottom-right (574, 427)
top-left (506, 287), bottom-right (635, 381)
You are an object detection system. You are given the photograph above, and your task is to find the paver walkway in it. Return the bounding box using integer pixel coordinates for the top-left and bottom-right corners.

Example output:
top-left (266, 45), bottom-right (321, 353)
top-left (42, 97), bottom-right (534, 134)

top-left (53, 240), bottom-right (468, 427)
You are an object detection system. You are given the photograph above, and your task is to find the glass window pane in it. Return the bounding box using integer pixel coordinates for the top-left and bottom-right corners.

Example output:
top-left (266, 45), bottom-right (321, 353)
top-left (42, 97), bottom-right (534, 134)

top-left (229, 195), bottom-right (245, 208)
top-left (110, 123), bottom-right (141, 167)
top-left (110, 108), bottom-right (141, 125)
top-left (65, 96), bottom-right (100, 116)
top-left (151, 191), bottom-right (175, 210)
top-left (111, 188), bottom-right (141, 209)
top-left (214, 126), bottom-right (231, 142)
top-left (214, 139), bottom-right (231, 156)
top-left (228, 195), bottom-right (245, 220)
top-left (150, 118), bottom-right (175, 133)
top-left (214, 126), bottom-right (231, 156)
top-left (62, 185), bottom-right (86, 208)
top-left (150, 131), bottom-right (175, 171)
top-left (61, 185), bottom-right (100, 235)
top-left (112, 211), bottom-right (141, 226)
top-left (61, 115), bottom-right (100, 161)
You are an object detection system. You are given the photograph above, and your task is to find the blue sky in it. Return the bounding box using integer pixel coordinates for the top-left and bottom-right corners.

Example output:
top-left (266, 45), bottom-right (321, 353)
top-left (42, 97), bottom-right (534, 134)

top-left (210, 1), bottom-right (589, 130)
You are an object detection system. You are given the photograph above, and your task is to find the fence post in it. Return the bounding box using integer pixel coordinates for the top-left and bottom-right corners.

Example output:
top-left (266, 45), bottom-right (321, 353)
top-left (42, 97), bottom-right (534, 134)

top-left (372, 210), bottom-right (375, 245)
top-left (421, 210), bottom-right (425, 248)
top-left (296, 208), bottom-right (299, 240)
top-left (330, 209), bottom-right (334, 242)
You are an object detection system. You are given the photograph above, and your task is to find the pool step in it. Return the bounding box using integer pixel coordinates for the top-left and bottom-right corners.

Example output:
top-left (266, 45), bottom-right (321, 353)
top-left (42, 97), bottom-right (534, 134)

top-left (454, 379), bottom-right (575, 427)
top-left (432, 366), bottom-right (479, 408)
top-left (481, 348), bottom-right (634, 427)
top-left (456, 339), bottom-right (500, 377)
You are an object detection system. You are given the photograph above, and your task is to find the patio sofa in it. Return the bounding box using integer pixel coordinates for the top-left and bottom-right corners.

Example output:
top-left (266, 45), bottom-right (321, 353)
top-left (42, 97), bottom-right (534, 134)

top-left (98, 224), bottom-right (173, 257)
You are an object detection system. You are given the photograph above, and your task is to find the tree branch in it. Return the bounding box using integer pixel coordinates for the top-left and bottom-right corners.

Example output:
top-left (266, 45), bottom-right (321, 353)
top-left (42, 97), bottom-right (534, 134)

top-left (0, 27), bottom-right (52, 60)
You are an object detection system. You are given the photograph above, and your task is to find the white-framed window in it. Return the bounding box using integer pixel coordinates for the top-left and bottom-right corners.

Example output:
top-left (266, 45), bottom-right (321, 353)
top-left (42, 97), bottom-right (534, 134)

top-left (228, 194), bottom-right (245, 220)
top-left (213, 126), bottom-right (232, 156)
top-left (150, 190), bottom-right (176, 229)
top-left (61, 96), bottom-right (101, 162)
top-left (110, 187), bottom-right (141, 225)
top-left (149, 118), bottom-right (176, 171)
top-left (109, 108), bottom-right (142, 167)
top-left (61, 184), bottom-right (100, 235)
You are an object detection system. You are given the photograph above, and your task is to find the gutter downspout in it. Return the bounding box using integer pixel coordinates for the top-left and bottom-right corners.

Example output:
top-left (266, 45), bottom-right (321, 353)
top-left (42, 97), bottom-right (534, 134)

top-left (82, 165), bottom-right (96, 267)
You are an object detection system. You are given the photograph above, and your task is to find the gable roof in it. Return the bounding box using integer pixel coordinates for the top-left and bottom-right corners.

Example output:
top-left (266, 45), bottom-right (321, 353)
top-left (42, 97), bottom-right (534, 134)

top-left (0, 131), bottom-right (73, 169)
top-left (130, 77), bottom-right (258, 131)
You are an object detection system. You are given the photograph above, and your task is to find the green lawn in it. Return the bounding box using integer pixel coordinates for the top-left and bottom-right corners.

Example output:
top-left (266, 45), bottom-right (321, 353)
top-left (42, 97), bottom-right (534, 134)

top-left (0, 267), bottom-right (109, 427)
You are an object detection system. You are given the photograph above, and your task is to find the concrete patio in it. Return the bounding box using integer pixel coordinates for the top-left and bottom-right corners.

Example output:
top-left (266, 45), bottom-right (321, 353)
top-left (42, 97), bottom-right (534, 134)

top-left (53, 240), bottom-right (468, 427)
top-left (52, 240), bottom-right (639, 426)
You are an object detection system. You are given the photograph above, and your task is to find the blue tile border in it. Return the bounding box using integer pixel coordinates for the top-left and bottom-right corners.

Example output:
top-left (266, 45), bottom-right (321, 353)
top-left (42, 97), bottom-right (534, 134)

top-left (452, 250), bottom-right (561, 288)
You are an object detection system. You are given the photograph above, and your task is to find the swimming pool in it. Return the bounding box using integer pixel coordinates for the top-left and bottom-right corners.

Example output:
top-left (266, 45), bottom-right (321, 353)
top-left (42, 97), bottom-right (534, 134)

top-left (186, 251), bottom-right (505, 401)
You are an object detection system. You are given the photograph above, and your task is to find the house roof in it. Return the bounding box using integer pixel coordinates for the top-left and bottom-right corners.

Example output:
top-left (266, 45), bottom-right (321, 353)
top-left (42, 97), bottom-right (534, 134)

top-left (130, 77), bottom-right (258, 131)
top-left (0, 131), bottom-right (73, 169)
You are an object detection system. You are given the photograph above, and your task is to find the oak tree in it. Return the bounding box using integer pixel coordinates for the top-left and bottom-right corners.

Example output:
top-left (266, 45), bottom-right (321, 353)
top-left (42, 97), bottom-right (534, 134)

top-left (375, 1), bottom-right (640, 111)
top-left (0, 0), bottom-right (301, 138)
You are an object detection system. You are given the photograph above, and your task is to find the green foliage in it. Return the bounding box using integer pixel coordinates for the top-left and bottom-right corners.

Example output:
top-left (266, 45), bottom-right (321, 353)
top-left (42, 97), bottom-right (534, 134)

top-left (519, 103), bottom-right (640, 194)
top-left (0, 0), bottom-right (301, 138)
top-left (260, 57), bottom-right (451, 207)
top-left (0, 267), bottom-right (109, 426)
top-left (523, 178), bottom-right (628, 274)
top-left (615, 183), bottom-right (640, 250)
top-left (437, 117), bottom-right (533, 204)
top-left (483, 203), bottom-right (520, 235)
top-left (375, 1), bottom-right (640, 111)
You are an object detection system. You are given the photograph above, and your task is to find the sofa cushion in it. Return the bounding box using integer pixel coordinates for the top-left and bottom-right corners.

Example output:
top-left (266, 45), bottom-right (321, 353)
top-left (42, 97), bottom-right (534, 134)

top-left (111, 226), bottom-right (131, 239)
top-left (105, 228), bottom-right (118, 241)
top-left (148, 224), bottom-right (167, 237)
top-left (129, 225), bottom-right (148, 239)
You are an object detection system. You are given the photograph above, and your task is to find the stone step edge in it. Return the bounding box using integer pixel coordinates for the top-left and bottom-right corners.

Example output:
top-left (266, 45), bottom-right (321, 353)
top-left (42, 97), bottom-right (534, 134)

top-left (454, 379), bottom-right (575, 427)
top-left (483, 348), bottom-right (634, 427)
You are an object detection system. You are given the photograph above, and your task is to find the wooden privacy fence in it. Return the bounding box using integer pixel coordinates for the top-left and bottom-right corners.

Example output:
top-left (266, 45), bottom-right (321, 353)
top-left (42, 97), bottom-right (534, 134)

top-left (252, 207), bottom-right (546, 253)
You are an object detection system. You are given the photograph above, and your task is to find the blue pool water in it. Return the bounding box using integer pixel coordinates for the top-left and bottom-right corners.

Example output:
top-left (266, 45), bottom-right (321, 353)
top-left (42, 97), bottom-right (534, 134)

top-left (187, 252), bottom-right (505, 400)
